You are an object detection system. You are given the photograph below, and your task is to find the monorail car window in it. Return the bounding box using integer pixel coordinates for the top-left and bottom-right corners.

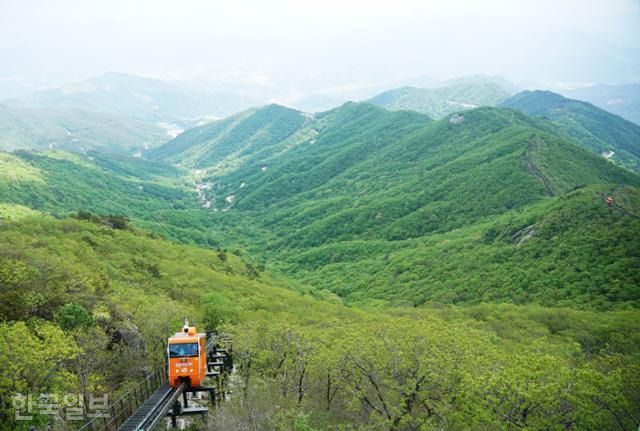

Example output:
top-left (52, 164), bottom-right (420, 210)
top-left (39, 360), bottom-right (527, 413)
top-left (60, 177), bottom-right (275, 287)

top-left (169, 342), bottom-right (199, 357)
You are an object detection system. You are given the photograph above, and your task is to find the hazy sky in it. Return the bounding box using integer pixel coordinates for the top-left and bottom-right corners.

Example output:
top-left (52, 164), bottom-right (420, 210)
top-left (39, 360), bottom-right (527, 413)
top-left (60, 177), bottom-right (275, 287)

top-left (1, 0), bottom-right (639, 91)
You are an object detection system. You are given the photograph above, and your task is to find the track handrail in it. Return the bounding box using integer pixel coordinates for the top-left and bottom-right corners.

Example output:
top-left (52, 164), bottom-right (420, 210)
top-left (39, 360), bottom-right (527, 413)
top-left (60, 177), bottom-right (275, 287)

top-left (77, 363), bottom-right (166, 431)
top-left (77, 332), bottom-right (232, 431)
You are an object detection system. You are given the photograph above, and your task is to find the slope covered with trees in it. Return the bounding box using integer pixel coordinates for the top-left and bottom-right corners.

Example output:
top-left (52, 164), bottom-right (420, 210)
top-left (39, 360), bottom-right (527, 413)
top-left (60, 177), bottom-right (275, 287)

top-left (0, 103), bottom-right (167, 154)
top-left (1, 92), bottom-right (640, 430)
top-left (0, 214), bottom-right (638, 430)
top-left (499, 90), bottom-right (640, 171)
top-left (2, 100), bottom-right (639, 310)
top-left (0, 150), bottom-right (195, 218)
top-left (366, 77), bottom-right (515, 119)
top-left (146, 103), bottom-right (640, 308)
top-left (284, 184), bottom-right (640, 308)
top-left (0, 213), bottom-right (344, 428)
top-left (149, 104), bottom-right (310, 172)
top-left (2, 103), bottom-right (638, 309)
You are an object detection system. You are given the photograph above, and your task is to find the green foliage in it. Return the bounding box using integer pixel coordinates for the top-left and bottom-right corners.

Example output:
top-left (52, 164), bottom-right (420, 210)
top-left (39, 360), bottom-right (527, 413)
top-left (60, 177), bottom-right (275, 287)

top-left (500, 90), bottom-right (640, 171)
top-left (150, 103), bottom-right (307, 171)
top-left (368, 79), bottom-right (515, 119)
top-left (1, 79), bottom-right (639, 430)
top-left (0, 321), bottom-right (80, 426)
top-left (87, 151), bottom-right (186, 183)
top-left (201, 292), bottom-right (238, 330)
top-left (0, 215), bottom-right (351, 428)
top-left (2, 103), bottom-right (638, 311)
top-left (0, 102), bottom-right (167, 154)
top-left (55, 303), bottom-right (94, 330)
top-left (286, 185), bottom-right (640, 308)
top-left (0, 153), bottom-right (44, 183)
top-left (0, 213), bottom-right (637, 430)
top-left (222, 309), bottom-right (640, 430)
top-left (74, 212), bottom-right (131, 230)
top-left (0, 204), bottom-right (42, 221)
top-left (0, 150), bottom-right (197, 218)
top-left (146, 103), bottom-right (639, 309)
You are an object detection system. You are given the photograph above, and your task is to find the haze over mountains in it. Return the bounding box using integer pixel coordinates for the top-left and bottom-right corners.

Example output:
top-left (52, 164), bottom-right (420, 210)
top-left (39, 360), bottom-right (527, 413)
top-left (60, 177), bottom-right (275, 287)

top-left (0, 103), bottom-right (167, 154)
top-left (0, 72), bottom-right (265, 155)
top-left (6, 72), bottom-right (263, 125)
top-left (561, 83), bottom-right (640, 125)
top-left (367, 75), bottom-right (518, 119)
top-left (4, 71), bottom-right (639, 157)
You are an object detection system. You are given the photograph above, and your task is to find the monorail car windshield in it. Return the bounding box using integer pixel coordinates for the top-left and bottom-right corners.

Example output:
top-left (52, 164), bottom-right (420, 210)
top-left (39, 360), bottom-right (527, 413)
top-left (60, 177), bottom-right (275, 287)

top-left (169, 342), bottom-right (199, 357)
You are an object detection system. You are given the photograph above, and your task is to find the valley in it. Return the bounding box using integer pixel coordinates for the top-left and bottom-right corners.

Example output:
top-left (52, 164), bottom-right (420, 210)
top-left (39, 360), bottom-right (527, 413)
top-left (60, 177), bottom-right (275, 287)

top-left (1, 72), bottom-right (639, 430)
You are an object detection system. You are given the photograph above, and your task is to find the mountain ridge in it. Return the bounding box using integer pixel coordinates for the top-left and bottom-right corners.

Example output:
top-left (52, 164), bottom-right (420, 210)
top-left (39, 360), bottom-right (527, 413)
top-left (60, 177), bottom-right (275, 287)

top-left (366, 77), bottom-right (516, 119)
top-left (0, 103), bottom-right (167, 154)
top-left (562, 83), bottom-right (640, 125)
top-left (6, 71), bottom-right (263, 126)
top-left (499, 90), bottom-right (640, 171)
top-left (144, 103), bottom-right (640, 307)
top-left (149, 103), bottom-right (310, 171)
top-left (2, 101), bottom-right (639, 309)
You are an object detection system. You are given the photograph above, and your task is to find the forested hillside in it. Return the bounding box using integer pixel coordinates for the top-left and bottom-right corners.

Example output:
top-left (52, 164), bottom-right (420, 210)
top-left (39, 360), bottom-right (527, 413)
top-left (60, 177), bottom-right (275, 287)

top-left (0, 103), bottom-right (167, 154)
top-left (1, 95), bottom-right (640, 430)
top-left (0, 214), bottom-right (638, 430)
top-left (3, 103), bottom-right (639, 309)
top-left (367, 76), bottom-right (516, 118)
top-left (0, 212), bottom-right (342, 428)
top-left (150, 104), bottom-right (310, 172)
top-left (500, 90), bottom-right (640, 171)
top-left (172, 104), bottom-right (639, 308)
top-left (0, 102), bottom-right (612, 309)
top-left (285, 184), bottom-right (640, 308)
top-left (0, 150), bottom-right (195, 218)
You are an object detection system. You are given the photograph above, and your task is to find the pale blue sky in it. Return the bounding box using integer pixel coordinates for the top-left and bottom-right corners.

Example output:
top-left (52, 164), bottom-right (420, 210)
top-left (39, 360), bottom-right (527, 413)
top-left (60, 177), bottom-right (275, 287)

top-left (0, 0), bottom-right (638, 91)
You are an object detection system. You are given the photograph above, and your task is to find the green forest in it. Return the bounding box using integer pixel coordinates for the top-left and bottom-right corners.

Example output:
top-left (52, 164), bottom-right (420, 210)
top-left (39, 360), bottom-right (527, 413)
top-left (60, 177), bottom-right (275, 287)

top-left (1, 214), bottom-right (638, 430)
top-left (1, 87), bottom-right (640, 430)
top-left (499, 91), bottom-right (640, 171)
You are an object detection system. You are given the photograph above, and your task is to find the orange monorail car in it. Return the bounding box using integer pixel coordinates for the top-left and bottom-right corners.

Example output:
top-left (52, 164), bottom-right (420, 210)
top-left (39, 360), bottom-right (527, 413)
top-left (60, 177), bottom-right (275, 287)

top-left (167, 320), bottom-right (207, 388)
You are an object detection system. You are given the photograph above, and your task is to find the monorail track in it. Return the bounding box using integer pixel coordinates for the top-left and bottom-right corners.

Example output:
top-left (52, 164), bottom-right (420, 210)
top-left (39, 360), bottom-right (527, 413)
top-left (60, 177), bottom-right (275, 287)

top-left (80, 332), bottom-right (232, 431)
top-left (116, 382), bottom-right (186, 431)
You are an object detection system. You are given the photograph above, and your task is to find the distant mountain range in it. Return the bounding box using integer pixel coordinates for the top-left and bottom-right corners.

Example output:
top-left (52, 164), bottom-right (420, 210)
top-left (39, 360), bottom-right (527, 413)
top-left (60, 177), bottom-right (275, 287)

top-left (3, 72), bottom-right (639, 175)
top-left (367, 75), bottom-right (518, 119)
top-left (0, 72), bottom-right (271, 155)
top-left (442, 74), bottom-right (521, 94)
top-left (6, 72), bottom-right (263, 126)
top-left (561, 83), bottom-right (640, 126)
top-left (0, 103), bottom-right (167, 154)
